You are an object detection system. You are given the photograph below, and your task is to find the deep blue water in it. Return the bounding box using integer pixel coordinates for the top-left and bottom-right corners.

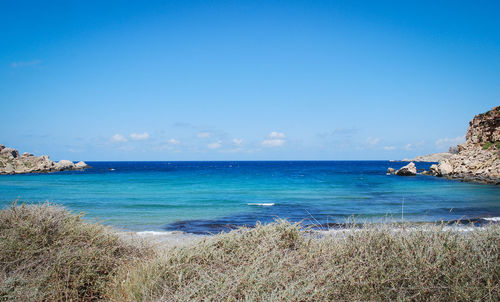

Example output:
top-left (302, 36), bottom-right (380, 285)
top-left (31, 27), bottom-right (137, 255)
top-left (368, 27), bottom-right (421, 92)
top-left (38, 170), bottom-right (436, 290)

top-left (0, 161), bottom-right (499, 233)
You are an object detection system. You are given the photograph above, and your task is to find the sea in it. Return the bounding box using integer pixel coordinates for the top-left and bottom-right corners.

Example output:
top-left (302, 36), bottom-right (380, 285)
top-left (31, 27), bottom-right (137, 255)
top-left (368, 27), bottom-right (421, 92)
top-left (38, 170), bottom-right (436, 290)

top-left (0, 161), bottom-right (499, 234)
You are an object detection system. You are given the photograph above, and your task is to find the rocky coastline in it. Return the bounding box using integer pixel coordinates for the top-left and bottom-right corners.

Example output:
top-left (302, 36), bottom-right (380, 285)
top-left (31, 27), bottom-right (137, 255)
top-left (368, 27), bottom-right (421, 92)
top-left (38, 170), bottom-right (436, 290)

top-left (401, 152), bottom-right (454, 163)
top-left (389, 106), bottom-right (500, 185)
top-left (0, 145), bottom-right (89, 174)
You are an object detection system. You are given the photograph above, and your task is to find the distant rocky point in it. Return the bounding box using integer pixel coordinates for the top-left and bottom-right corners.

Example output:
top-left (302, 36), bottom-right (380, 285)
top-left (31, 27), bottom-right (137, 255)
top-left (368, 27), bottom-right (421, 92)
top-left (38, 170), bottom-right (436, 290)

top-left (401, 152), bottom-right (453, 163)
top-left (432, 106), bottom-right (500, 184)
top-left (389, 106), bottom-right (500, 184)
top-left (0, 145), bottom-right (89, 174)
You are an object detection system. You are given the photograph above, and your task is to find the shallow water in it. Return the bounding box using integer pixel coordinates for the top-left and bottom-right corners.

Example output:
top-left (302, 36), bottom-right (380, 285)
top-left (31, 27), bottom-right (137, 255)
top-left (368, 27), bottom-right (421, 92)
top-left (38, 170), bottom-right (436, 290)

top-left (0, 161), bottom-right (499, 233)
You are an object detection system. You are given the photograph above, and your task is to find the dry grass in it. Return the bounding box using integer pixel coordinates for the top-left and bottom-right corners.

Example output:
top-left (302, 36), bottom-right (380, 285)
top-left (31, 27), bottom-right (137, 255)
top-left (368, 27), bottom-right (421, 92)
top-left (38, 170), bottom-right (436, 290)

top-left (1, 203), bottom-right (499, 301)
top-left (113, 221), bottom-right (500, 302)
top-left (0, 203), bottom-right (150, 301)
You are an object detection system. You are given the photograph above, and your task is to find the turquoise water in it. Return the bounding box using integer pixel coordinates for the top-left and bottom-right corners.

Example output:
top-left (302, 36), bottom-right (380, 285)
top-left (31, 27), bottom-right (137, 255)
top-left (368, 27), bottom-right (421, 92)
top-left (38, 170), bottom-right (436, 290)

top-left (0, 161), bottom-right (499, 233)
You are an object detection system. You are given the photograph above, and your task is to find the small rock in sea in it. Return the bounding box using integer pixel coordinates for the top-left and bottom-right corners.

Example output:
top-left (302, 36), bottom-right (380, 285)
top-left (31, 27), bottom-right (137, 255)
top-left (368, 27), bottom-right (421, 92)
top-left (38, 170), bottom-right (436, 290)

top-left (387, 167), bottom-right (396, 175)
top-left (75, 161), bottom-right (89, 169)
top-left (422, 164), bottom-right (439, 176)
top-left (396, 162), bottom-right (417, 176)
top-left (55, 160), bottom-right (76, 171)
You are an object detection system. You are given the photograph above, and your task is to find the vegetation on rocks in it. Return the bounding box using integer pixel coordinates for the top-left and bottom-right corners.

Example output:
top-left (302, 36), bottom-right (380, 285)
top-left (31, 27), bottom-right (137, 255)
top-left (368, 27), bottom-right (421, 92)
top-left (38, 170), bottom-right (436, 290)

top-left (483, 141), bottom-right (494, 150)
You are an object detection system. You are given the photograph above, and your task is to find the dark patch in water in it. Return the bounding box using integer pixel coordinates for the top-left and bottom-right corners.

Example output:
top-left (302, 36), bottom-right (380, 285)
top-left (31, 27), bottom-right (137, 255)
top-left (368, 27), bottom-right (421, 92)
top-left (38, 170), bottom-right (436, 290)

top-left (164, 214), bottom-right (499, 234)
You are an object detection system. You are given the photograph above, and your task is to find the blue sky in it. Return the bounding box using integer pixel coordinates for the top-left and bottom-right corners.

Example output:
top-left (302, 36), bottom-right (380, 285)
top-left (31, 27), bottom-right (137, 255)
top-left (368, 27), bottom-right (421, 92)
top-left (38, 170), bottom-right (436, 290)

top-left (1, 0), bottom-right (499, 160)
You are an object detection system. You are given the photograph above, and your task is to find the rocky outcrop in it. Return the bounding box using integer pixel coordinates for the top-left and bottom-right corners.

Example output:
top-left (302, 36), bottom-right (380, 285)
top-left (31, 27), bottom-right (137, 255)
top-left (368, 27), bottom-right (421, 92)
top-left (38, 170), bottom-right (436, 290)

top-left (421, 164), bottom-right (440, 176)
top-left (430, 107), bottom-right (500, 184)
top-left (402, 152), bottom-right (453, 163)
top-left (0, 145), bottom-right (89, 174)
top-left (75, 161), bottom-right (88, 169)
top-left (395, 162), bottom-right (417, 176)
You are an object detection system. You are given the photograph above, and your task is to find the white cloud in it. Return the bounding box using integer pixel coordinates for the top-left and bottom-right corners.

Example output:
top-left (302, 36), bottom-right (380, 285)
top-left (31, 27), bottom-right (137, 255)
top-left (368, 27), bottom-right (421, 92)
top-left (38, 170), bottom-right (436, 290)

top-left (168, 138), bottom-right (180, 145)
top-left (232, 138), bottom-right (243, 145)
top-left (262, 131), bottom-right (286, 147)
top-left (366, 137), bottom-right (380, 146)
top-left (11, 59), bottom-right (41, 68)
top-left (130, 132), bottom-right (150, 140)
top-left (435, 136), bottom-right (465, 150)
top-left (269, 131), bottom-right (286, 139)
top-left (207, 141), bottom-right (222, 149)
top-left (383, 146), bottom-right (396, 151)
top-left (262, 139), bottom-right (286, 147)
top-left (197, 132), bottom-right (212, 138)
top-left (111, 134), bottom-right (127, 143)
top-left (404, 141), bottom-right (425, 151)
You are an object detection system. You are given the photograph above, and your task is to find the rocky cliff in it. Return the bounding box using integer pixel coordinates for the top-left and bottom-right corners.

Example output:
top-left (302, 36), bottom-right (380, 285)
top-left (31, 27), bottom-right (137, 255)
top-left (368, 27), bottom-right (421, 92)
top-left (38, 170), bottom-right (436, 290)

top-left (0, 145), bottom-right (89, 174)
top-left (434, 106), bottom-right (500, 184)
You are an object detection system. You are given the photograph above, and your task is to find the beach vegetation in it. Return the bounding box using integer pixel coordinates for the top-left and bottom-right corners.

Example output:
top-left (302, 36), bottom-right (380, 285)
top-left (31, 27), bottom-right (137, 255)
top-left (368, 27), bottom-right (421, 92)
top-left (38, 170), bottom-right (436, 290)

top-left (0, 203), bottom-right (150, 301)
top-left (0, 203), bottom-right (499, 301)
top-left (112, 221), bottom-right (500, 301)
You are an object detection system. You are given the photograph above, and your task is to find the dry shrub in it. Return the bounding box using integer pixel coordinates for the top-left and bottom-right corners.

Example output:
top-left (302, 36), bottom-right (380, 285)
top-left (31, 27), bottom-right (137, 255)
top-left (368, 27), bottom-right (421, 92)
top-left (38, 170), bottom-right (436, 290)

top-left (0, 203), bottom-right (149, 301)
top-left (1, 203), bottom-right (498, 302)
top-left (113, 221), bottom-right (500, 302)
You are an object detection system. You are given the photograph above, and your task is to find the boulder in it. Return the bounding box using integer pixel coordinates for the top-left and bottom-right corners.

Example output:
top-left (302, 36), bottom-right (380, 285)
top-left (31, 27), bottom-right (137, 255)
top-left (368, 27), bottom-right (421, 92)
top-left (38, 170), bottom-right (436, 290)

top-left (55, 160), bottom-right (75, 170)
top-left (437, 160), bottom-right (453, 176)
top-left (1, 148), bottom-right (19, 159)
top-left (22, 152), bottom-right (34, 157)
top-left (396, 162), bottom-right (417, 176)
top-left (75, 161), bottom-right (88, 169)
top-left (429, 164), bottom-right (439, 175)
top-left (387, 167), bottom-right (396, 174)
top-left (4, 163), bottom-right (14, 174)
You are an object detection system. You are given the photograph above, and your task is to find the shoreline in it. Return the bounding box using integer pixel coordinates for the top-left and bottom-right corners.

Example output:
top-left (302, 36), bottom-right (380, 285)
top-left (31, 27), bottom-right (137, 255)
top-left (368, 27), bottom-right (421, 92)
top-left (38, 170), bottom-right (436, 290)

top-left (120, 217), bottom-right (500, 247)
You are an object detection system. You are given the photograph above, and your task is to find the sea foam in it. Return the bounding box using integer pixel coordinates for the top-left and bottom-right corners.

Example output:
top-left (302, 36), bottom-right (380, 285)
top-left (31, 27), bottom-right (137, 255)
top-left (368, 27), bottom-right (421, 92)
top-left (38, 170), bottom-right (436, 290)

top-left (483, 217), bottom-right (500, 222)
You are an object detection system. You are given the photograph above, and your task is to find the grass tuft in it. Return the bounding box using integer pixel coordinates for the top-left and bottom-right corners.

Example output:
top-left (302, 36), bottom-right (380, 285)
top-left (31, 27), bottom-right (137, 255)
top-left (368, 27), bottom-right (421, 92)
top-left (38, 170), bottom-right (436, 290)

top-left (0, 203), bottom-right (150, 301)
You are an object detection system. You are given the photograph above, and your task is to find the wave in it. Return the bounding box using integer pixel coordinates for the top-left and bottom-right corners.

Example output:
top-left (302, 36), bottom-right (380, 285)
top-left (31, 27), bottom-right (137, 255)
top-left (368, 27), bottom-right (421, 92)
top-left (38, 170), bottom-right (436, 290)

top-left (136, 231), bottom-right (179, 236)
top-left (247, 203), bottom-right (275, 207)
top-left (482, 217), bottom-right (500, 222)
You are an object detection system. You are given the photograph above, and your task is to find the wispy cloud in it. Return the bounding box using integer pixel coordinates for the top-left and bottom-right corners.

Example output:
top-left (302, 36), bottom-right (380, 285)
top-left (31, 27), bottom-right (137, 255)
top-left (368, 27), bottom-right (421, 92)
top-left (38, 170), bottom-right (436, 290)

top-left (262, 132), bottom-right (286, 147)
top-left (435, 136), bottom-right (465, 150)
top-left (269, 131), bottom-right (285, 139)
top-left (111, 134), bottom-right (127, 143)
top-left (318, 128), bottom-right (359, 138)
top-left (404, 141), bottom-right (425, 151)
top-left (207, 141), bottom-right (222, 149)
top-left (366, 137), bottom-right (380, 146)
top-left (232, 138), bottom-right (243, 145)
top-left (172, 122), bottom-right (192, 128)
top-left (168, 138), bottom-right (180, 145)
top-left (197, 131), bottom-right (212, 139)
top-left (130, 132), bottom-right (150, 140)
top-left (383, 146), bottom-right (396, 151)
top-left (11, 59), bottom-right (41, 68)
